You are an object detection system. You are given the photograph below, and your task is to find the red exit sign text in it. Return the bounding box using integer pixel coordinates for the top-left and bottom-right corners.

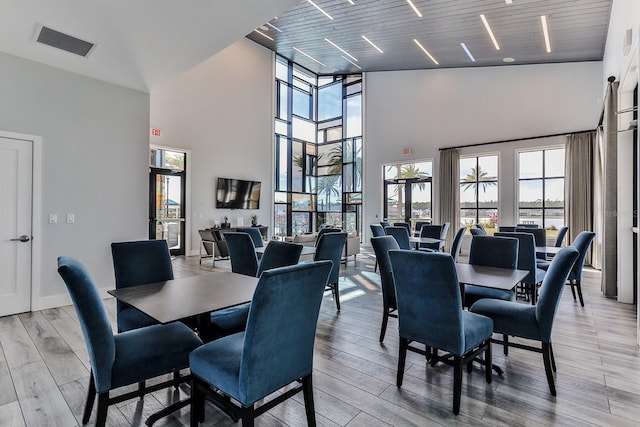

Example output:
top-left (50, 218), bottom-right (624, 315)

top-left (151, 128), bottom-right (161, 137)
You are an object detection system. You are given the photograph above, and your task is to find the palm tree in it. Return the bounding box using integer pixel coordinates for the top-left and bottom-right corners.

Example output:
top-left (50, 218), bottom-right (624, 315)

top-left (461, 165), bottom-right (496, 192)
top-left (317, 175), bottom-right (341, 211)
top-left (385, 164), bottom-right (431, 219)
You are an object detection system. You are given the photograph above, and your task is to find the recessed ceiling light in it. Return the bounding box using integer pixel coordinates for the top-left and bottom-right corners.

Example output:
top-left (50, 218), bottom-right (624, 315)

top-left (406, 0), bottom-right (423, 18)
top-left (480, 14), bottom-right (500, 50)
top-left (362, 35), bottom-right (384, 53)
top-left (541, 15), bottom-right (551, 53)
top-left (503, 57), bottom-right (515, 63)
top-left (460, 43), bottom-right (476, 62)
top-left (294, 47), bottom-right (326, 66)
top-left (342, 55), bottom-right (362, 70)
top-left (505, 0), bottom-right (513, 4)
top-left (266, 22), bottom-right (282, 32)
top-left (259, 25), bottom-right (268, 31)
top-left (413, 39), bottom-right (439, 65)
top-left (307, 0), bottom-right (333, 20)
top-left (255, 30), bottom-right (273, 41)
top-left (325, 38), bottom-right (358, 62)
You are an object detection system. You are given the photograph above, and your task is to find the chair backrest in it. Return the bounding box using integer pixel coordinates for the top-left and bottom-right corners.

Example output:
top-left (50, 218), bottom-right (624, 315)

top-left (380, 220), bottom-right (391, 228)
top-left (555, 226), bottom-right (569, 247)
top-left (495, 232), bottom-right (537, 284)
top-left (450, 227), bottom-right (466, 262)
top-left (568, 231), bottom-right (596, 281)
top-left (384, 226), bottom-right (411, 250)
top-left (414, 221), bottom-right (431, 233)
top-left (469, 228), bottom-right (485, 236)
top-left (235, 227), bottom-right (264, 248)
top-left (257, 241), bottom-right (303, 276)
top-left (515, 227), bottom-right (547, 247)
top-left (57, 257), bottom-right (115, 394)
top-left (517, 223), bottom-right (539, 228)
top-left (440, 222), bottom-right (451, 239)
top-left (419, 224), bottom-right (444, 250)
top-left (476, 223), bottom-right (486, 233)
top-left (370, 223), bottom-right (385, 237)
top-left (315, 227), bottom-right (342, 246)
top-left (468, 235), bottom-right (518, 269)
top-left (535, 247), bottom-right (580, 342)
top-left (223, 232), bottom-right (259, 277)
top-left (111, 240), bottom-right (174, 314)
top-left (498, 226), bottom-right (516, 232)
top-left (240, 261), bottom-right (332, 404)
top-left (393, 222), bottom-right (411, 233)
top-left (389, 250), bottom-right (466, 355)
top-left (370, 236), bottom-right (400, 310)
top-left (314, 232), bottom-right (348, 285)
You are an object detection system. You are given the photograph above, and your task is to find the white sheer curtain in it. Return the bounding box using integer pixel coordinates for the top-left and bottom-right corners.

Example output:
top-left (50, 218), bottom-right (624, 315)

top-left (592, 127), bottom-right (605, 270)
top-left (439, 148), bottom-right (460, 248)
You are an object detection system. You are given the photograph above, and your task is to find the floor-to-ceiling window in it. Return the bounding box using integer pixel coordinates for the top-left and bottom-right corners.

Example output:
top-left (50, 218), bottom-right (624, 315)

top-left (460, 155), bottom-right (499, 233)
top-left (273, 56), bottom-right (362, 238)
top-left (517, 148), bottom-right (565, 235)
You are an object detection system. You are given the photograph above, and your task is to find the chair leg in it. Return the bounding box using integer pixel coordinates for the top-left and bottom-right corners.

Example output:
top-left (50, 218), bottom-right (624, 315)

top-left (82, 372), bottom-right (97, 425)
top-left (190, 378), bottom-right (204, 426)
top-left (575, 279), bottom-right (584, 307)
top-left (569, 281), bottom-right (577, 300)
top-left (430, 348), bottom-right (438, 366)
top-left (138, 380), bottom-right (145, 395)
top-left (453, 356), bottom-right (463, 415)
top-left (302, 375), bottom-right (316, 426)
top-left (485, 340), bottom-right (492, 384)
top-left (241, 405), bottom-right (256, 427)
top-left (95, 392), bottom-right (109, 427)
top-left (542, 342), bottom-right (556, 396)
top-left (374, 259), bottom-right (378, 272)
top-left (550, 342), bottom-right (557, 372)
top-left (173, 371), bottom-right (181, 389)
top-left (397, 338), bottom-right (408, 387)
top-left (379, 308), bottom-right (389, 342)
top-left (503, 334), bottom-right (509, 356)
top-left (333, 283), bottom-right (341, 311)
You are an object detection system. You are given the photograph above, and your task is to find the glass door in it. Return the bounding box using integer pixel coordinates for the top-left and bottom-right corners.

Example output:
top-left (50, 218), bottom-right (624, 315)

top-left (149, 148), bottom-right (186, 255)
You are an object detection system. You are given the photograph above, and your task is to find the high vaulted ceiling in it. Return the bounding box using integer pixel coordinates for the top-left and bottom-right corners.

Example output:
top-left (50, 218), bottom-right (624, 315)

top-left (0, 0), bottom-right (298, 92)
top-left (246, 0), bottom-right (613, 75)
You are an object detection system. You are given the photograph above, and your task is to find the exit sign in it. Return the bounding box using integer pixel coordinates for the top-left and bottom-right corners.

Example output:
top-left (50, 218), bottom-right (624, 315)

top-left (402, 147), bottom-right (412, 155)
top-left (151, 128), bottom-right (161, 137)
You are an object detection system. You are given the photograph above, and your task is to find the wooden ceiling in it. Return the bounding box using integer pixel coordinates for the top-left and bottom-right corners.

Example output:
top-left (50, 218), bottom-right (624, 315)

top-left (246, 0), bottom-right (613, 75)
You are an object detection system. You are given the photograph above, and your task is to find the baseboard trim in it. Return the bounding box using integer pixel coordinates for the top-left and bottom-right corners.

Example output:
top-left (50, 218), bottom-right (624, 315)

top-left (37, 288), bottom-right (113, 310)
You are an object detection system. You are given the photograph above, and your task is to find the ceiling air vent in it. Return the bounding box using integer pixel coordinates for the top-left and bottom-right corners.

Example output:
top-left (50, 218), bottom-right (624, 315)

top-left (35, 25), bottom-right (95, 57)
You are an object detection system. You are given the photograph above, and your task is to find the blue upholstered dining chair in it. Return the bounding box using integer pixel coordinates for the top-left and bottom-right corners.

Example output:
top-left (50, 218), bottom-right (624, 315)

top-left (495, 232), bottom-right (546, 305)
top-left (536, 226), bottom-right (570, 268)
top-left (463, 235), bottom-right (519, 308)
top-left (380, 220), bottom-right (391, 228)
top-left (475, 223), bottom-right (487, 234)
top-left (516, 227), bottom-right (547, 260)
top-left (235, 227), bottom-right (264, 259)
top-left (469, 227), bottom-right (485, 236)
top-left (470, 247), bottom-right (579, 396)
top-left (208, 240), bottom-right (303, 341)
top-left (414, 221), bottom-right (431, 234)
top-left (57, 257), bottom-right (202, 427)
top-left (450, 227), bottom-right (466, 262)
top-left (314, 232), bottom-right (348, 310)
top-left (389, 249), bottom-right (494, 415)
top-left (223, 232), bottom-right (259, 277)
top-left (189, 261), bottom-right (332, 426)
top-left (315, 227), bottom-right (342, 245)
top-left (549, 230), bottom-right (595, 307)
top-left (384, 226), bottom-right (412, 250)
top-left (418, 224), bottom-right (446, 251)
top-left (370, 236), bottom-right (400, 342)
top-left (111, 240), bottom-right (174, 332)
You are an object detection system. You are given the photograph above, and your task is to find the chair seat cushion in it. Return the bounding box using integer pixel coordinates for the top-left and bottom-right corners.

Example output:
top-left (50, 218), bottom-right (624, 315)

top-left (464, 285), bottom-right (515, 307)
top-left (469, 299), bottom-right (540, 341)
top-left (208, 304), bottom-right (250, 341)
top-left (117, 307), bottom-right (158, 331)
top-left (534, 267), bottom-right (546, 284)
top-left (190, 332), bottom-right (245, 403)
top-left (461, 311), bottom-right (493, 354)
top-left (537, 260), bottom-right (550, 270)
top-left (111, 322), bottom-right (202, 391)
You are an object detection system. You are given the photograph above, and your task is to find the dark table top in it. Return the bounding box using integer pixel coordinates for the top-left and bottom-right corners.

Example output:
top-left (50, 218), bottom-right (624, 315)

top-left (536, 246), bottom-right (562, 255)
top-left (409, 236), bottom-right (443, 245)
top-left (455, 263), bottom-right (529, 291)
top-left (108, 270), bottom-right (259, 324)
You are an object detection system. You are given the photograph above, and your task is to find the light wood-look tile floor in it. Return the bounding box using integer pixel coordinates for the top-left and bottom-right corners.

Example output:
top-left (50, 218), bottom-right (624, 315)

top-left (1, 248), bottom-right (639, 426)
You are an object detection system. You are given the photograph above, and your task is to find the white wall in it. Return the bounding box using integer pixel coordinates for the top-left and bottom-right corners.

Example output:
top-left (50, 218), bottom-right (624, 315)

top-left (0, 51), bottom-right (150, 307)
top-left (363, 62), bottom-right (603, 242)
top-left (150, 38), bottom-right (274, 254)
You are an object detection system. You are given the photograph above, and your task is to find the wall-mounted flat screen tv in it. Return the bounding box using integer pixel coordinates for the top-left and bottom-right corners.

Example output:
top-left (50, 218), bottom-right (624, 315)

top-left (216, 177), bottom-right (261, 209)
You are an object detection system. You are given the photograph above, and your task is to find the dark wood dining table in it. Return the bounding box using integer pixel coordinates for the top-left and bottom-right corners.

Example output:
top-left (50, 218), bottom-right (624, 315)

top-left (536, 246), bottom-right (562, 256)
top-left (255, 244), bottom-right (316, 256)
top-left (455, 263), bottom-right (529, 291)
top-left (108, 270), bottom-right (259, 341)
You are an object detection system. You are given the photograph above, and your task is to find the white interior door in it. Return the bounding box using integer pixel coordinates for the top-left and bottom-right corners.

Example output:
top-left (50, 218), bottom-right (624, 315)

top-left (0, 136), bottom-right (32, 316)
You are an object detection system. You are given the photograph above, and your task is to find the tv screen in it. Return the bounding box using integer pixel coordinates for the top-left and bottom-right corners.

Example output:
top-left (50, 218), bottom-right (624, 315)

top-left (216, 177), bottom-right (261, 209)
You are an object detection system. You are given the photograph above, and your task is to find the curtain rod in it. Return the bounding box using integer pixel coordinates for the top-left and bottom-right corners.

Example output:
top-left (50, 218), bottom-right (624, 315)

top-left (438, 129), bottom-right (595, 151)
top-left (598, 76), bottom-right (617, 127)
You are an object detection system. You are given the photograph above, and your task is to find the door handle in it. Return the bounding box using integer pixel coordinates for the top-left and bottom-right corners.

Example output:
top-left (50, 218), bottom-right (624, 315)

top-left (10, 235), bottom-right (30, 242)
